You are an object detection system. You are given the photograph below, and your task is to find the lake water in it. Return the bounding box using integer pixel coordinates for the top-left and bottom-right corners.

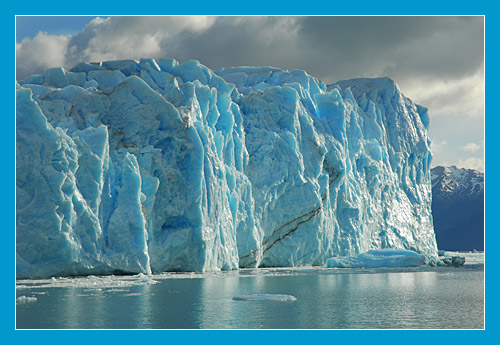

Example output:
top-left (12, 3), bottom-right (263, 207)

top-left (16, 252), bottom-right (484, 329)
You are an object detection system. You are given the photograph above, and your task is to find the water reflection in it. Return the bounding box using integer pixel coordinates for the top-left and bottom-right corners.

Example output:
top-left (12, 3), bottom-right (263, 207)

top-left (148, 278), bottom-right (205, 328)
top-left (16, 267), bottom-right (484, 329)
top-left (198, 275), bottom-right (240, 328)
top-left (134, 284), bottom-right (152, 328)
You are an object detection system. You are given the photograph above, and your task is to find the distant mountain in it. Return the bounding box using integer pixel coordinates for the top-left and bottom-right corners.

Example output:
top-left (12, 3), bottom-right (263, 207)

top-left (431, 166), bottom-right (484, 251)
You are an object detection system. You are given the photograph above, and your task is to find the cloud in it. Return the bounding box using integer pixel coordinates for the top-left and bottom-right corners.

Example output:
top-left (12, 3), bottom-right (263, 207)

top-left (16, 16), bottom-right (220, 80)
top-left (430, 140), bottom-right (448, 154)
top-left (296, 16), bottom-right (484, 84)
top-left (154, 16), bottom-right (303, 70)
top-left (399, 68), bottom-right (484, 119)
top-left (67, 16), bottom-right (219, 69)
top-left (457, 157), bottom-right (484, 172)
top-left (16, 31), bottom-right (70, 79)
top-left (462, 142), bottom-right (481, 153)
top-left (16, 16), bottom-right (484, 86)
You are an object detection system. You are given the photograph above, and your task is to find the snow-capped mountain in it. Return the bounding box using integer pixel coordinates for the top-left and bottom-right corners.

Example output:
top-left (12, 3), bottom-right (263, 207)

top-left (16, 58), bottom-right (436, 277)
top-left (431, 165), bottom-right (484, 199)
top-left (431, 166), bottom-right (484, 251)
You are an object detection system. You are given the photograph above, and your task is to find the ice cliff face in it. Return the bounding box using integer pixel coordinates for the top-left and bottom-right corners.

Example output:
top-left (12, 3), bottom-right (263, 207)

top-left (16, 58), bottom-right (437, 278)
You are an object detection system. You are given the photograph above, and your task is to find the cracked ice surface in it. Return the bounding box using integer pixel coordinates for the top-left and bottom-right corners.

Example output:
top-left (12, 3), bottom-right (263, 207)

top-left (16, 59), bottom-right (436, 278)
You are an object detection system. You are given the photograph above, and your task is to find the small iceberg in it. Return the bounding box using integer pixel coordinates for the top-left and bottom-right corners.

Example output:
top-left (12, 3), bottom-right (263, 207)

top-left (233, 294), bottom-right (297, 301)
top-left (325, 249), bottom-right (428, 268)
top-left (436, 252), bottom-right (466, 267)
top-left (16, 296), bottom-right (37, 304)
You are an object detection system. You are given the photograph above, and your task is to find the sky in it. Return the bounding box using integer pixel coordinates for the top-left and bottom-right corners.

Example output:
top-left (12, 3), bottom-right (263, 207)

top-left (15, 16), bottom-right (485, 171)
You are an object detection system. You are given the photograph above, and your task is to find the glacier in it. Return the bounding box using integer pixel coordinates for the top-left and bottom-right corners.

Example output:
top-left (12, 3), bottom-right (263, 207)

top-left (16, 58), bottom-right (437, 278)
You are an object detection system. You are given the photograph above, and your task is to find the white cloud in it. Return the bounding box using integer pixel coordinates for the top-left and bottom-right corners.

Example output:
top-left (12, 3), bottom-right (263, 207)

top-left (16, 16), bottom-right (219, 80)
top-left (16, 32), bottom-right (70, 79)
top-left (462, 142), bottom-right (481, 153)
top-left (457, 157), bottom-right (484, 172)
top-left (82, 32), bottom-right (162, 63)
top-left (430, 140), bottom-right (447, 154)
top-left (75, 16), bottom-right (218, 64)
top-left (399, 68), bottom-right (484, 119)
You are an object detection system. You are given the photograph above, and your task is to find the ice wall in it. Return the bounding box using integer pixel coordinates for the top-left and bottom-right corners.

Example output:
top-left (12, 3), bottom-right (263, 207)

top-left (16, 59), bottom-right (436, 277)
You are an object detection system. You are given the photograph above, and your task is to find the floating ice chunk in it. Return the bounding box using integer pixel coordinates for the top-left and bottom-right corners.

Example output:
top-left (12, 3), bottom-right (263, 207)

top-left (326, 249), bottom-right (429, 268)
top-left (437, 254), bottom-right (466, 267)
top-left (452, 251), bottom-right (482, 265)
top-left (451, 256), bottom-right (465, 266)
top-left (16, 296), bottom-right (37, 304)
top-left (232, 293), bottom-right (297, 301)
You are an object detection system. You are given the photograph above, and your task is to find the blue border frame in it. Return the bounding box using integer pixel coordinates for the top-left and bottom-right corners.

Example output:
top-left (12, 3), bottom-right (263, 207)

top-left (6, 1), bottom-right (496, 343)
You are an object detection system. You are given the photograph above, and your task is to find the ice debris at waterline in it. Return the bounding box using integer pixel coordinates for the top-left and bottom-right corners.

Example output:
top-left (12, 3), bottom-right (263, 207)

top-left (325, 249), bottom-right (451, 268)
top-left (438, 252), bottom-right (466, 267)
top-left (16, 296), bottom-right (37, 304)
top-left (16, 273), bottom-right (159, 290)
top-left (233, 294), bottom-right (297, 302)
top-left (16, 58), bottom-right (437, 278)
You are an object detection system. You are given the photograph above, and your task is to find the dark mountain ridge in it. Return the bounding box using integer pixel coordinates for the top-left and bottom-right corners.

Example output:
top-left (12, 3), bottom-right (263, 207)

top-left (431, 165), bottom-right (484, 251)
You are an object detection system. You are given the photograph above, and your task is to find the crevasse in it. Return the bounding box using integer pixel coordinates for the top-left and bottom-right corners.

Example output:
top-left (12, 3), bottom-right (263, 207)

top-left (16, 58), bottom-right (436, 278)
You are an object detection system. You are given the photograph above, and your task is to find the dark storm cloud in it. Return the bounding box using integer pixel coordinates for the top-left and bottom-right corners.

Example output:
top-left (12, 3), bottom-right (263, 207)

top-left (297, 16), bottom-right (484, 83)
top-left (156, 17), bottom-right (303, 71)
top-left (147, 16), bottom-right (484, 85)
top-left (17, 16), bottom-right (484, 85)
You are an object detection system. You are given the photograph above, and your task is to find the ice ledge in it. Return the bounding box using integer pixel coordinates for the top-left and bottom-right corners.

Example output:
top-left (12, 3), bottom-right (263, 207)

top-left (325, 249), bottom-right (464, 268)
